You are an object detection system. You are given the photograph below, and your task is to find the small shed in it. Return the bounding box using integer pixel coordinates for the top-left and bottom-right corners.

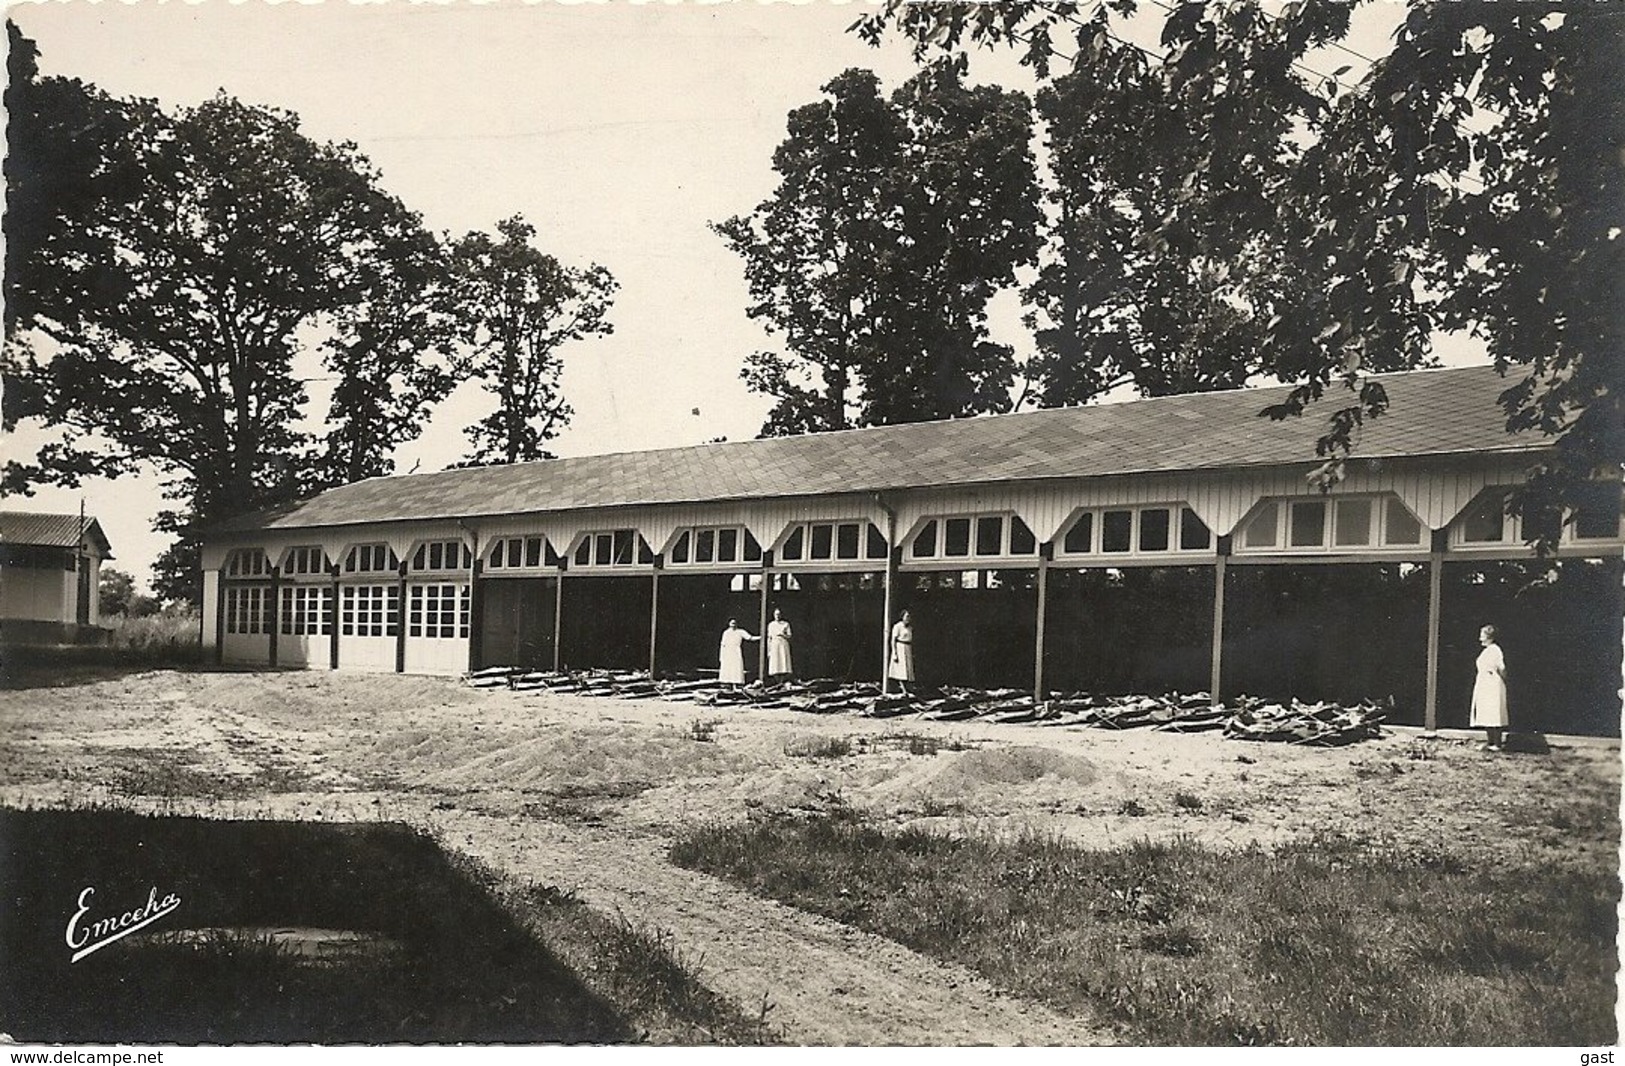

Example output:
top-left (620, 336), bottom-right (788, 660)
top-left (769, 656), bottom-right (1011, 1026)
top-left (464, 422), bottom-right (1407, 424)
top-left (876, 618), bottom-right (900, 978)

top-left (0, 511), bottom-right (114, 644)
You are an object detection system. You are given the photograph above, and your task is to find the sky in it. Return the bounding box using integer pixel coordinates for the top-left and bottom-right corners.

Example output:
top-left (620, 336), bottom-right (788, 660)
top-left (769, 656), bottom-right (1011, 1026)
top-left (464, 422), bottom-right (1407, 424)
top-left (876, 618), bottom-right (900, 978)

top-left (3, 0), bottom-right (1446, 592)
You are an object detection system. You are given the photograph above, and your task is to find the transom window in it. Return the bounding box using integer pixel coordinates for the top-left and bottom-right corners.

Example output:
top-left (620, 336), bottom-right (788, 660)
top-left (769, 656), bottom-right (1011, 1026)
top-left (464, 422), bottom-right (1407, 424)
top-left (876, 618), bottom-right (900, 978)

top-left (279, 585), bottom-right (332, 636)
top-left (341, 585), bottom-right (399, 638)
top-left (780, 521), bottom-right (888, 564)
top-left (411, 540), bottom-right (472, 572)
top-left (408, 583), bottom-right (470, 639)
top-left (225, 549), bottom-right (272, 578)
top-left (670, 526), bottom-right (763, 566)
top-left (572, 530), bottom-right (654, 568)
top-left (1058, 506), bottom-right (1211, 558)
top-left (224, 586), bottom-right (269, 634)
top-left (1242, 495), bottom-right (1423, 551)
top-left (284, 546), bottom-right (328, 576)
top-left (909, 513), bottom-right (1037, 562)
top-left (344, 544), bottom-right (398, 573)
top-left (487, 535), bottom-right (555, 570)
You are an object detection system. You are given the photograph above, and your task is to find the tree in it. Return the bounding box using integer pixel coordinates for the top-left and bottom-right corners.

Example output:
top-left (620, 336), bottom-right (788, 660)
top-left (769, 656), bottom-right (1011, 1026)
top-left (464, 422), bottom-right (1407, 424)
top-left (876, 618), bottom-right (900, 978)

top-left (97, 567), bottom-right (136, 617)
top-left (715, 64), bottom-right (1040, 436)
top-left (857, 1), bottom-right (1623, 550)
top-left (3, 38), bottom-right (456, 601)
top-left (449, 216), bottom-right (616, 465)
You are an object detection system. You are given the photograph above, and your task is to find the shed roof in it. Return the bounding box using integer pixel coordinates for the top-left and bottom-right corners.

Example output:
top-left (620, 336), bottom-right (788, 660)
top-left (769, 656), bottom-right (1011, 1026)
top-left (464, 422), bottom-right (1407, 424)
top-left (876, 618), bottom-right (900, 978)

top-left (216, 364), bottom-right (1537, 535)
top-left (0, 511), bottom-right (113, 556)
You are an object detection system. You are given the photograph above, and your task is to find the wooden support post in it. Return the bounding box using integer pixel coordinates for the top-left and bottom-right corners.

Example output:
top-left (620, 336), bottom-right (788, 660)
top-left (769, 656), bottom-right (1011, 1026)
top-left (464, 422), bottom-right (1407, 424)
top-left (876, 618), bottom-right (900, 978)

top-left (1033, 542), bottom-right (1051, 706)
top-left (1424, 531), bottom-right (1446, 732)
top-left (329, 568), bottom-right (340, 670)
top-left (395, 567), bottom-right (408, 674)
top-left (467, 559), bottom-right (485, 673)
top-left (552, 564), bottom-right (566, 673)
top-left (757, 566), bottom-right (769, 683)
top-left (267, 567), bottom-right (281, 668)
top-left (1210, 536), bottom-right (1230, 707)
top-left (213, 571), bottom-right (226, 666)
top-left (881, 546), bottom-right (898, 693)
top-left (649, 561), bottom-right (661, 678)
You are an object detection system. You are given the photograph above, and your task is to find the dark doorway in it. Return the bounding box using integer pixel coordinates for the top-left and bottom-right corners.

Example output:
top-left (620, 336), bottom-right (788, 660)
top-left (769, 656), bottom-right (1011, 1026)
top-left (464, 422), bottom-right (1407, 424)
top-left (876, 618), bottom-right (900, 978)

top-left (900, 569), bottom-right (1039, 689)
top-left (1043, 566), bottom-right (1216, 696)
top-left (1224, 563), bottom-right (1428, 716)
top-left (558, 575), bottom-right (653, 672)
top-left (477, 577), bottom-right (557, 670)
top-left (655, 573), bottom-right (761, 678)
top-left (1438, 557), bottom-right (1623, 736)
top-left (765, 571), bottom-right (885, 682)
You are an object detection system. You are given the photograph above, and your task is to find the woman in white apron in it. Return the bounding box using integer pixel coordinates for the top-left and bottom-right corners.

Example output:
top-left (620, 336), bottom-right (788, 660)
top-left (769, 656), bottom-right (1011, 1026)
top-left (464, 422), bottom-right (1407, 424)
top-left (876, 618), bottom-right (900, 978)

top-left (717, 619), bottom-right (758, 687)
top-left (765, 607), bottom-right (793, 681)
top-left (888, 610), bottom-right (915, 693)
top-left (1470, 624), bottom-right (1509, 750)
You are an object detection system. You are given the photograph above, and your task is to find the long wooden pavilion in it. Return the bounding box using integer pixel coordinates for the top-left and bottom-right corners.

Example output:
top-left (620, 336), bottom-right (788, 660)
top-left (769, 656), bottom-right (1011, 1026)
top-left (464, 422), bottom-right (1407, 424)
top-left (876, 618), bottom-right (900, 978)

top-left (201, 365), bottom-right (1624, 735)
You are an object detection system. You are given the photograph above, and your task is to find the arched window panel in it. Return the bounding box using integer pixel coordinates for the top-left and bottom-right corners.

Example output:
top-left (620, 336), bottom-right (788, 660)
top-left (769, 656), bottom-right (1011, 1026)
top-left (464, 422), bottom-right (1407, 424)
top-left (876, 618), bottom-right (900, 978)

top-left (486, 535), bottom-right (548, 571)
top-left (344, 544), bottom-right (399, 574)
top-left (283, 546), bottom-right (329, 576)
top-left (905, 512), bottom-right (1038, 563)
top-left (1238, 495), bottom-right (1429, 553)
top-left (1057, 505), bottom-right (1214, 559)
top-left (570, 529), bottom-right (654, 568)
top-left (225, 548), bottom-right (272, 578)
top-left (667, 525), bottom-right (766, 568)
top-left (777, 521), bottom-right (887, 565)
top-left (411, 539), bottom-right (473, 572)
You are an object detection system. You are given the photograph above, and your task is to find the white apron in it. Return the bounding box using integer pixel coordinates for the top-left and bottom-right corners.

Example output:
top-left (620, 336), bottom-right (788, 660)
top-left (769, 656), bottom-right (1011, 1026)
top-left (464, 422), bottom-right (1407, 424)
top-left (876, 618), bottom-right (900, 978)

top-left (888, 621), bottom-right (915, 682)
top-left (766, 619), bottom-right (793, 675)
top-left (1470, 643), bottom-right (1508, 728)
top-left (718, 627), bottom-right (754, 683)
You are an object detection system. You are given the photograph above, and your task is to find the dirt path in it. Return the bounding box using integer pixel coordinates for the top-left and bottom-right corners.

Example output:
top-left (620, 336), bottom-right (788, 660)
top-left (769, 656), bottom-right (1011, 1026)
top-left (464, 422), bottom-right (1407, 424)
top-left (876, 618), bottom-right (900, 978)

top-left (1, 669), bottom-right (1616, 1044)
top-left (428, 809), bottom-right (1113, 1045)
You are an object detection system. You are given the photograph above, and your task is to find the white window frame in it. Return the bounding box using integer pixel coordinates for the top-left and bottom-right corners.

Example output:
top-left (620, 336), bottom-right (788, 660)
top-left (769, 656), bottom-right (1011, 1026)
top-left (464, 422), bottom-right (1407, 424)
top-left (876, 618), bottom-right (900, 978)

top-left (777, 520), bottom-right (889, 567)
top-left (668, 525), bottom-right (764, 568)
top-left (341, 584), bottom-right (400, 638)
top-left (344, 544), bottom-right (398, 574)
top-left (1056, 505), bottom-right (1213, 560)
top-left (282, 546), bottom-right (328, 576)
top-left (487, 535), bottom-right (550, 571)
top-left (225, 585), bottom-right (270, 635)
top-left (906, 512), bottom-right (1038, 564)
top-left (225, 549), bottom-right (272, 578)
top-left (410, 539), bottom-right (472, 573)
top-left (408, 582), bottom-right (470, 639)
top-left (569, 530), bottom-right (653, 570)
top-left (1239, 494), bottom-right (1426, 554)
top-left (279, 585), bottom-right (332, 636)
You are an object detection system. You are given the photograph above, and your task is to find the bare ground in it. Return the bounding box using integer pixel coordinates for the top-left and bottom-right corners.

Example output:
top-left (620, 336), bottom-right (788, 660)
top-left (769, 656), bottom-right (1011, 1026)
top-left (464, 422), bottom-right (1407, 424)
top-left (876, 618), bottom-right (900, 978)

top-left (1, 668), bottom-right (1616, 1044)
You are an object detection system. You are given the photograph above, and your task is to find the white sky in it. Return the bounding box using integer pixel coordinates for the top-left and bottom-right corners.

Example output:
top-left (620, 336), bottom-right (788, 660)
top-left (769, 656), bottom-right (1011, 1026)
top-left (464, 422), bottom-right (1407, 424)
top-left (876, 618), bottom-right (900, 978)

top-left (3, 0), bottom-right (1456, 592)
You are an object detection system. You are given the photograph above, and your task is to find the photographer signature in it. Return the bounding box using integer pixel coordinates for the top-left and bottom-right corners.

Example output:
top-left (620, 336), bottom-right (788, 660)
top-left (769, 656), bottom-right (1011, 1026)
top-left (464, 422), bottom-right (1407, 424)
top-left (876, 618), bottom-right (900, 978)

top-left (65, 885), bottom-right (182, 963)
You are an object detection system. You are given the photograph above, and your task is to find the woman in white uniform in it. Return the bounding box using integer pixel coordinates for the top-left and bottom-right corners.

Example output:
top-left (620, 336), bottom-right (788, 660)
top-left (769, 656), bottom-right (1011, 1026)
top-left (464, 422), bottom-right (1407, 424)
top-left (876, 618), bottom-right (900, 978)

top-left (765, 607), bottom-right (793, 681)
top-left (888, 609), bottom-right (915, 692)
top-left (1470, 624), bottom-right (1509, 750)
top-left (717, 618), bottom-right (758, 687)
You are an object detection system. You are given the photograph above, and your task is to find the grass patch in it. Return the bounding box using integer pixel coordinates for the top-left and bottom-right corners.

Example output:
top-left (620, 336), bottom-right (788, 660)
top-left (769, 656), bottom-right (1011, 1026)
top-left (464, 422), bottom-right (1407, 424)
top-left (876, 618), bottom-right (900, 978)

top-left (1, 611), bottom-right (203, 689)
top-left (669, 815), bottom-right (1618, 1046)
top-left (688, 719), bottom-right (720, 743)
top-left (0, 807), bottom-right (757, 1043)
top-left (785, 735), bottom-right (853, 759)
top-left (513, 885), bottom-right (776, 1043)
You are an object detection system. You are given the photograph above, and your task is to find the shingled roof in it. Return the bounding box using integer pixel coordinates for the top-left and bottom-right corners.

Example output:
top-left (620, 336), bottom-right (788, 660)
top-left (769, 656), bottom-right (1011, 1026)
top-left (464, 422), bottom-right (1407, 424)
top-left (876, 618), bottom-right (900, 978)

top-left (216, 364), bottom-right (1537, 534)
top-left (0, 511), bottom-right (113, 556)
